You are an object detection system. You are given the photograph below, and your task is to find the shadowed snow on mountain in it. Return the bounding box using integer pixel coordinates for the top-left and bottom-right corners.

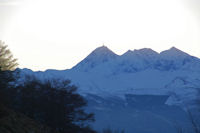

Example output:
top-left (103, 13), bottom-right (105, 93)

top-left (160, 47), bottom-right (189, 58)
top-left (18, 46), bottom-right (200, 102)
top-left (71, 46), bottom-right (200, 74)
top-left (18, 46), bottom-right (200, 133)
top-left (72, 46), bottom-right (119, 72)
top-left (18, 46), bottom-right (200, 100)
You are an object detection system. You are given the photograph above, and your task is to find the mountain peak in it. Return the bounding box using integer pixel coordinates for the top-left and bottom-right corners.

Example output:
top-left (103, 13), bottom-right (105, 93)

top-left (122, 50), bottom-right (133, 56)
top-left (72, 46), bottom-right (118, 71)
top-left (134, 48), bottom-right (158, 55)
top-left (169, 46), bottom-right (178, 50)
top-left (89, 46), bottom-right (118, 58)
top-left (122, 48), bottom-right (158, 58)
top-left (160, 47), bottom-right (189, 58)
top-left (165, 46), bottom-right (183, 53)
top-left (92, 45), bottom-right (114, 55)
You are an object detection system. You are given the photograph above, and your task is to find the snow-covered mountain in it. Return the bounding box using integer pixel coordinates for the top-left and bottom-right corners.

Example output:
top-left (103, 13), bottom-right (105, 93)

top-left (73, 46), bottom-right (119, 72)
top-left (18, 46), bottom-right (200, 133)
top-left (19, 45), bottom-right (200, 105)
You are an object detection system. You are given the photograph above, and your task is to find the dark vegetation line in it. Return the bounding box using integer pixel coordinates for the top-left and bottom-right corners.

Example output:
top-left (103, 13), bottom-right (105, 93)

top-left (0, 41), bottom-right (124, 133)
top-left (0, 41), bottom-right (96, 133)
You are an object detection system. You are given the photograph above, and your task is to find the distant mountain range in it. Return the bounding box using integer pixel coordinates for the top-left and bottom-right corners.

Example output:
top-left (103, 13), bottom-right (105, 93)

top-left (18, 46), bottom-right (200, 133)
top-left (19, 46), bottom-right (200, 104)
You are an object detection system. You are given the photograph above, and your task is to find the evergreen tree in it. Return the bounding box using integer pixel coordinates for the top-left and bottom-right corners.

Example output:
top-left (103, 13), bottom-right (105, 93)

top-left (0, 41), bottom-right (18, 107)
top-left (0, 41), bottom-right (18, 71)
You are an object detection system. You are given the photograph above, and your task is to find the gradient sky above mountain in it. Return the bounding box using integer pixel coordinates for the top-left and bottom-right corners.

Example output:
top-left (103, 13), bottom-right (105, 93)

top-left (0, 0), bottom-right (200, 70)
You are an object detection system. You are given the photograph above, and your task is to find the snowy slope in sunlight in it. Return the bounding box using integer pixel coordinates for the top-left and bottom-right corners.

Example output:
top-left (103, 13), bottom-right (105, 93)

top-left (19, 46), bottom-right (200, 107)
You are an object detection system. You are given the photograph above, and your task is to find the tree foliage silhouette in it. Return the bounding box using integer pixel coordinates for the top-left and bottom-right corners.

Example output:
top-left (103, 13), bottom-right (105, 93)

top-left (15, 77), bottom-right (96, 133)
top-left (0, 41), bottom-right (18, 107)
top-left (0, 41), bottom-right (96, 132)
top-left (0, 41), bottom-right (18, 71)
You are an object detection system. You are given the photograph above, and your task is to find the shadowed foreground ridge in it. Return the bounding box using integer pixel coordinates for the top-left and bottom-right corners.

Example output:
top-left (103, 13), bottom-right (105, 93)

top-left (0, 105), bottom-right (50, 133)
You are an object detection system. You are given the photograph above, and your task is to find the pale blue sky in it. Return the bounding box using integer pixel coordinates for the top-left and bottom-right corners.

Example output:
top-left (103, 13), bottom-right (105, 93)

top-left (1, 0), bottom-right (200, 70)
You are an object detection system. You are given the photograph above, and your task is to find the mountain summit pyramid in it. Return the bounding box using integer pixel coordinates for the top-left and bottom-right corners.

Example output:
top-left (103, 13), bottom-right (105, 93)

top-left (73, 46), bottom-right (118, 71)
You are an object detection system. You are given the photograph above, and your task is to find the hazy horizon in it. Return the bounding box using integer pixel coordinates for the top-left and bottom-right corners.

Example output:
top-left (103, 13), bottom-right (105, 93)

top-left (1, 0), bottom-right (200, 70)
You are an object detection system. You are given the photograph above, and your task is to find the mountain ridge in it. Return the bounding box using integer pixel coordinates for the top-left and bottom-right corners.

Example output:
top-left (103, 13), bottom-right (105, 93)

top-left (16, 46), bottom-right (200, 133)
top-left (18, 46), bottom-right (200, 106)
top-left (71, 46), bottom-right (200, 73)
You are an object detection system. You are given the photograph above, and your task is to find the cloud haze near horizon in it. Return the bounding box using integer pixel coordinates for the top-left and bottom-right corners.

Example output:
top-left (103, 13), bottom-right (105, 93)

top-left (0, 0), bottom-right (200, 70)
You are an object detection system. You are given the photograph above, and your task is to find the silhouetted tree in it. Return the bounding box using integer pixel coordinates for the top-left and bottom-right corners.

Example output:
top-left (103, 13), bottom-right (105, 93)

top-left (0, 41), bottom-right (18, 71)
top-left (0, 41), bottom-right (18, 108)
top-left (15, 77), bottom-right (96, 133)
